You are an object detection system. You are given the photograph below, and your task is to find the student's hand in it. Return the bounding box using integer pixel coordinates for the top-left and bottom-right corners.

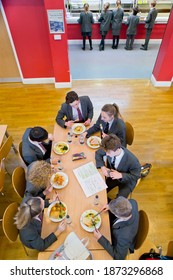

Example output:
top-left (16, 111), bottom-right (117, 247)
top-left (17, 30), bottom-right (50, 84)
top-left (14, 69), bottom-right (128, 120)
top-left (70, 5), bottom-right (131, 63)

top-left (84, 119), bottom-right (91, 126)
top-left (65, 120), bottom-right (74, 128)
top-left (100, 204), bottom-right (109, 212)
top-left (50, 191), bottom-right (60, 203)
top-left (43, 184), bottom-right (53, 196)
top-left (48, 133), bottom-right (54, 141)
top-left (110, 169), bottom-right (122, 180)
top-left (55, 220), bottom-right (67, 237)
top-left (101, 166), bottom-right (110, 177)
top-left (102, 132), bottom-right (108, 138)
top-left (93, 228), bottom-right (102, 240)
top-left (82, 131), bottom-right (88, 139)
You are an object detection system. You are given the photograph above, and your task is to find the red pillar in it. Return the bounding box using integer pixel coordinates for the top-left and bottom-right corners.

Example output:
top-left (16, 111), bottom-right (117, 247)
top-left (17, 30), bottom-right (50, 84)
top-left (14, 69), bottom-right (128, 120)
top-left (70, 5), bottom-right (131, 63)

top-left (43, 0), bottom-right (71, 88)
top-left (151, 7), bottom-right (173, 87)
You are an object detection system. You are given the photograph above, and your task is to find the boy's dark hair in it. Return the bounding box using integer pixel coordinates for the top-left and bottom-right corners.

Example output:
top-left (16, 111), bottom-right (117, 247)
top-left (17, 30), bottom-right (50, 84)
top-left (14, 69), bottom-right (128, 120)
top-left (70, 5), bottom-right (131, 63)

top-left (65, 91), bottom-right (79, 104)
top-left (101, 133), bottom-right (121, 151)
top-left (29, 127), bottom-right (48, 142)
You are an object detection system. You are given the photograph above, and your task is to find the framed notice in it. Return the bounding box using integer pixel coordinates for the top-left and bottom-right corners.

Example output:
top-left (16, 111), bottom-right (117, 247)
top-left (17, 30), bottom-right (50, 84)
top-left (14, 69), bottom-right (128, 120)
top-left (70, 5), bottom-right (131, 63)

top-left (47, 10), bottom-right (65, 34)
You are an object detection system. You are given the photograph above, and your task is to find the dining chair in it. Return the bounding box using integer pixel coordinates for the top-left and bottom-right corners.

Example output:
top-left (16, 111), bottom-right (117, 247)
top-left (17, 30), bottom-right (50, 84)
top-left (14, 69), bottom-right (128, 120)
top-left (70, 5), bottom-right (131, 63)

top-left (166, 241), bottom-right (173, 257)
top-left (0, 135), bottom-right (13, 162)
top-left (18, 141), bottom-right (28, 167)
top-left (125, 121), bottom-right (134, 146)
top-left (134, 210), bottom-right (149, 250)
top-left (12, 166), bottom-right (26, 200)
top-left (2, 201), bottom-right (28, 256)
top-left (0, 162), bottom-right (5, 196)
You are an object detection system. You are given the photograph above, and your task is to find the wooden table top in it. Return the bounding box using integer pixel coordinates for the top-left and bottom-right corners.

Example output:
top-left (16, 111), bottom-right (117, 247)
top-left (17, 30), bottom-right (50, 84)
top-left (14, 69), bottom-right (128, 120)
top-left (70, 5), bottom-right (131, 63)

top-left (0, 125), bottom-right (7, 147)
top-left (38, 249), bottom-right (113, 260)
top-left (41, 123), bottom-right (111, 256)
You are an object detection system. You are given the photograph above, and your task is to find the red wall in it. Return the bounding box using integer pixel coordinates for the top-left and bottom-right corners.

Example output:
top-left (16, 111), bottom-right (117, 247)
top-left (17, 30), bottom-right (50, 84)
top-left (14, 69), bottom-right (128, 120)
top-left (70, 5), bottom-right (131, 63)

top-left (2, 0), bottom-right (54, 78)
top-left (67, 23), bottom-right (166, 40)
top-left (152, 8), bottom-right (173, 82)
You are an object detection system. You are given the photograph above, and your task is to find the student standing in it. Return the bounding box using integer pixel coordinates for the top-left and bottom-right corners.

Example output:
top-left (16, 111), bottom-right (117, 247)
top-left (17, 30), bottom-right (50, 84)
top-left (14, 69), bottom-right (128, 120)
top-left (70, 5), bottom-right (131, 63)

top-left (140, 0), bottom-right (158, 51)
top-left (111, 0), bottom-right (124, 49)
top-left (98, 2), bottom-right (112, 51)
top-left (78, 3), bottom-right (94, 50)
top-left (124, 6), bottom-right (139, 50)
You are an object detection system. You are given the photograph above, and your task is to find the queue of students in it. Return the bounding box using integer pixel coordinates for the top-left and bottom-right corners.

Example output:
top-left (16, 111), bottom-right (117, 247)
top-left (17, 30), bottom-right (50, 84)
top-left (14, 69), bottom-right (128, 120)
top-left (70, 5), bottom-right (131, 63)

top-left (77, 1), bottom-right (158, 51)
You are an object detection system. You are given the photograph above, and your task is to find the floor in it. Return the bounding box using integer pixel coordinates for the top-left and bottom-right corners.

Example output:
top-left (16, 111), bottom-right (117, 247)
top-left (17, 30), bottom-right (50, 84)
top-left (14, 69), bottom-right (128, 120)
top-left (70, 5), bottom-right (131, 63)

top-left (68, 42), bottom-right (160, 80)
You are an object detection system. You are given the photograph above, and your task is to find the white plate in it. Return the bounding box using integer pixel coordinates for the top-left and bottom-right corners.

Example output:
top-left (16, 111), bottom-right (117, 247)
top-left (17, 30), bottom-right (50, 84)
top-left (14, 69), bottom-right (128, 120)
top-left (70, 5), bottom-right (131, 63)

top-left (72, 123), bottom-right (86, 135)
top-left (87, 136), bottom-right (101, 149)
top-left (50, 172), bottom-right (68, 189)
top-left (53, 142), bottom-right (69, 155)
top-left (47, 201), bottom-right (67, 222)
top-left (80, 209), bottom-right (101, 232)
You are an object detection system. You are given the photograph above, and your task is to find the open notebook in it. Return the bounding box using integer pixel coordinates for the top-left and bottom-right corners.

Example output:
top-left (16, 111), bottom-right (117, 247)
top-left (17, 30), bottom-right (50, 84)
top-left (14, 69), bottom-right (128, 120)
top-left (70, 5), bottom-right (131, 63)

top-left (49, 232), bottom-right (91, 260)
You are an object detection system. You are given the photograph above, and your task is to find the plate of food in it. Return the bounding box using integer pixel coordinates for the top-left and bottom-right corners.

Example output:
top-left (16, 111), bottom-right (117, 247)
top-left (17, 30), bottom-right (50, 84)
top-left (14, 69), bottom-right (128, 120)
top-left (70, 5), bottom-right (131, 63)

top-left (53, 142), bottom-right (69, 155)
top-left (80, 209), bottom-right (101, 232)
top-left (87, 136), bottom-right (101, 149)
top-left (47, 201), bottom-right (67, 222)
top-left (50, 172), bottom-right (68, 189)
top-left (72, 123), bottom-right (86, 135)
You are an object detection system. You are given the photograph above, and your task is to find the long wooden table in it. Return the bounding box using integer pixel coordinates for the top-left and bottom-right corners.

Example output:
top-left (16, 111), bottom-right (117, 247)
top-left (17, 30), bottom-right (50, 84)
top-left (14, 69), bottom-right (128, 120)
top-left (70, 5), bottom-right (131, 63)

top-left (40, 123), bottom-right (112, 259)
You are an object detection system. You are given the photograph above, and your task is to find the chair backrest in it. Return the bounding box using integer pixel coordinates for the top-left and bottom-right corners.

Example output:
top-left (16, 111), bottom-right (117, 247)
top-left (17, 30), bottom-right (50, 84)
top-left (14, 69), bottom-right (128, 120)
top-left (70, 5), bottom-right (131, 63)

top-left (166, 241), bottom-right (173, 257)
top-left (18, 141), bottom-right (28, 167)
top-left (0, 165), bottom-right (5, 193)
top-left (0, 136), bottom-right (13, 161)
top-left (134, 210), bottom-right (149, 250)
top-left (2, 202), bottom-right (19, 242)
top-left (125, 122), bottom-right (134, 146)
top-left (12, 166), bottom-right (26, 199)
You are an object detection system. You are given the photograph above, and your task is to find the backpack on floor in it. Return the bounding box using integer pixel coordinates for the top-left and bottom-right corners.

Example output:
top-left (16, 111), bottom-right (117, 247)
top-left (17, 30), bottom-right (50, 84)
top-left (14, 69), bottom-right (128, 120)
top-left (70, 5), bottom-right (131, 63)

top-left (141, 163), bottom-right (152, 178)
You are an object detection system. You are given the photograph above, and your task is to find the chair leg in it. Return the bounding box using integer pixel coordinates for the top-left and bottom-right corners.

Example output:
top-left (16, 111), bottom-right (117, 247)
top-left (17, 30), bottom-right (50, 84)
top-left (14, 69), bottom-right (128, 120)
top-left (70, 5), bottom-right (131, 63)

top-left (22, 244), bottom-right (29, 256)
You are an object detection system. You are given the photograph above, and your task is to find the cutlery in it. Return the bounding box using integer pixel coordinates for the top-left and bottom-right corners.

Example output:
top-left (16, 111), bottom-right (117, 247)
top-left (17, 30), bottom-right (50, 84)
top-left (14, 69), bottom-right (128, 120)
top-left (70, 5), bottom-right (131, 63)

top-left (92, 208), bottom-right (106, 219)
top-left (55, 191), bottom-right (62, 205)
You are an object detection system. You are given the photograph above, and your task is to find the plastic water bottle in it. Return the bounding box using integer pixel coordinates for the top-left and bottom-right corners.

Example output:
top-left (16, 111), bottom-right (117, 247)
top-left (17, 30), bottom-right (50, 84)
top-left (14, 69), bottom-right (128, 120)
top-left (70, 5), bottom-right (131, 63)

top-left (79, 134), bottom-right (84, 144)
top-left (65, 214), bottom-right (72, 224)
top-left (57, 159), bottom-right (63, 171)
top-left (67, 132), bottom-right (72, 143)
top-left (94, 195), bottom-right (99, 205)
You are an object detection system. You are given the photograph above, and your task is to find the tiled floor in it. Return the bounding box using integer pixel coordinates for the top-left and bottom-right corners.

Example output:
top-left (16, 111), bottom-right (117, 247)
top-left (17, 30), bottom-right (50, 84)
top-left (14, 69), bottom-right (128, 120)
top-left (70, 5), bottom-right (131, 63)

top-left (68, 42), bottom-right (160, 80)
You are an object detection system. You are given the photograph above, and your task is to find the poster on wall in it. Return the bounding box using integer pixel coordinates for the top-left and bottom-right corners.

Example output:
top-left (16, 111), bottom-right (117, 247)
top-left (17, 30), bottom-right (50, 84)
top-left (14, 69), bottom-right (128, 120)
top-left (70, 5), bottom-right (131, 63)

top-left (47, 10), bottom-right (65, 34)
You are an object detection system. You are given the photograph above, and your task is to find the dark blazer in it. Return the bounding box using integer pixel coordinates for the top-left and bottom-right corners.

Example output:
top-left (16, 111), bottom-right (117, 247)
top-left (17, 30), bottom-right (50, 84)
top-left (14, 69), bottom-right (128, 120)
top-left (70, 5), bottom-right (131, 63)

top-left (95, 147), bottom-right (141, 192)
top-left (98, 199), bottom-right (139, 259)
top-left (112, 8), bottom-right (124, 36)
top-left (98, 10), bottom-right (112, 34)
top-left (19, 218), bottom-right (57, 251)
top-left (22, 128), bottom-right (51, 165)
top-left (125, 14), bottom-right (139, 35)
top-left (145, 8), bottom-right (158, 29)
top-left (78, 11), bottom-right (94, 33)
top-left (86, 115), bottom-right (126, 147)
top-left (56, 96), bottom-right (94, 128)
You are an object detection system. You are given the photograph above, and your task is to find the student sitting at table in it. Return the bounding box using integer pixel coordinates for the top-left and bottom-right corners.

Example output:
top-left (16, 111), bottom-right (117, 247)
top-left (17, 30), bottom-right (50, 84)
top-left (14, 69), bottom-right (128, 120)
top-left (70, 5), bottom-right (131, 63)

top-left (55, 91), bottom-right (94, 128)
top-left (84, 103), bottom-right (126, 147)
top-left (24, 160), bottom-right (53, 207)
top-left (22, 126), bottom-right (53, 166)
top-left (95, 134), bottom-right (141, 198)
top-left (93, 196), bottom-right (139, 260)
top-left (14, 196), bottom-right (67, 251)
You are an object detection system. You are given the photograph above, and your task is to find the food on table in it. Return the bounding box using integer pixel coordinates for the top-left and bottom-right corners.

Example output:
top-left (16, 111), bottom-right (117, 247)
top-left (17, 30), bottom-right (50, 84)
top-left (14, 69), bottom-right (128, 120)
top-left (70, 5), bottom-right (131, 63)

top-left (49, 202), bottom-right (66, 220)
top-left (53, 173), bottom-right (65, 185)
top-left (74, 125), bottom-right (83, 133)
top-left (82, 212), bottom-right (100, 228)
top-left (54, 142), bottom-right (69, 154)
top-left (89, 137), bottom-right (100, 147)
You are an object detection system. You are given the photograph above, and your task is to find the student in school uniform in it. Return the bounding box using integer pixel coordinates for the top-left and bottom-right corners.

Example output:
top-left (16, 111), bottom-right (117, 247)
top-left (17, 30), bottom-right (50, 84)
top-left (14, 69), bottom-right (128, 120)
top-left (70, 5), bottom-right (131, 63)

top-left (124, 6), bottom-right (140, 50)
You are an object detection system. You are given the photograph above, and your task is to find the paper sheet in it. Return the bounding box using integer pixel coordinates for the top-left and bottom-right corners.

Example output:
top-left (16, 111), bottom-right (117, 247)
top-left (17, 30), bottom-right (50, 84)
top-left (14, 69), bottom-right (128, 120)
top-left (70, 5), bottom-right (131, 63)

top-left (73, 161), bottom-right (107, 197)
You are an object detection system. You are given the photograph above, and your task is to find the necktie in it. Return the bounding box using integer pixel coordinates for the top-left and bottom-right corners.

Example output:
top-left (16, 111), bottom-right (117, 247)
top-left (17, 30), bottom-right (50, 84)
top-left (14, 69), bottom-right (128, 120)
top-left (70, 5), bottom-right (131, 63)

top-left (77, 107), bottom-right (83, 121)
top-left (111, 156), bottom-right (116, 169)
top-left (104, 122), bottom-right (109, 134)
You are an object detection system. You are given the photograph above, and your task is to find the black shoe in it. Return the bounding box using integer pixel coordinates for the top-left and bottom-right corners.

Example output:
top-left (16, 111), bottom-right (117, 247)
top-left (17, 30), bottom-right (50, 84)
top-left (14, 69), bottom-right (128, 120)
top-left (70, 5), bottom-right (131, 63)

top-left (112, 45), bottom-right (115, 49)
top-left (99, 45), bottom-right (104, 51)
top-left (124, 47), bottom-right (130, 50)
top-left (140, 46), bottom-right (147, 51)
top-left (82, 47), bottom-right (85, 50)
top-left (114, 45), bottom-right (118, 49)
top-left (90, 47), bottom-right (93, 50)
top-left (141, 44), bottom-right (145, 47)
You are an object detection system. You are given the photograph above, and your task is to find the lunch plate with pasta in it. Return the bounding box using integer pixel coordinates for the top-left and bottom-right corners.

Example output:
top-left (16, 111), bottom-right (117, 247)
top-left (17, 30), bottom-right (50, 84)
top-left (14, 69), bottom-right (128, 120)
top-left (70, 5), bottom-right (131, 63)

top-left (80, 209), bottom-right (101, 232)
top-left (53, 142), bottom-right (69, 155)
top-left (48, 201), bottom-right (67, 222)
top-left (72, 123), bottom-right (86, 135)
top-left (50, 172), bottom-right (68, 189)
top-left (87, 136), bottom-right (101, 149)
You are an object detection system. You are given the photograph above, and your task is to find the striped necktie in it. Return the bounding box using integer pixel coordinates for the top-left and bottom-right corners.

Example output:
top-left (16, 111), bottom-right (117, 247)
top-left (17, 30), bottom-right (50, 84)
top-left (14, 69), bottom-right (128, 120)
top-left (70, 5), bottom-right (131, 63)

top-left (104, 122), bottom-right (109, 134)
top-left (111, 156), bottom-right (116, 169)
top-left (77, 107), bottom-right (83, 121)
